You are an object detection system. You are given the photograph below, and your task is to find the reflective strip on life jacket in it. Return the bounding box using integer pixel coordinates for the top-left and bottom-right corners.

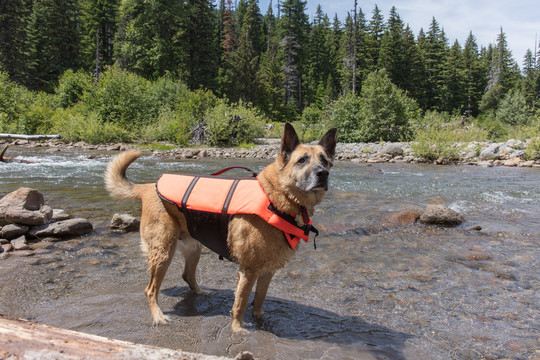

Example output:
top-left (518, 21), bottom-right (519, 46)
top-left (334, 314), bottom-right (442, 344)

top-left (155, 174), bottom-right (312, 249)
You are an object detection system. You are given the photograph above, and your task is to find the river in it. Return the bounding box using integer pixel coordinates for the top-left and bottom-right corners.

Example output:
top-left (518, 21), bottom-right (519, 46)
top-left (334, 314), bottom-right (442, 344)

top-left (1, 147), bottom-right (539, 359)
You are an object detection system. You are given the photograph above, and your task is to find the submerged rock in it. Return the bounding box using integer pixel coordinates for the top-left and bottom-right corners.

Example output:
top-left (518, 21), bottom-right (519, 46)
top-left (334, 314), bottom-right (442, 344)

top-left (28, 218), bottom-right (93, 239)
top-left (110, 213), bottom-right (140, 232)
top-left (419, 205), bottom-right (465, 227)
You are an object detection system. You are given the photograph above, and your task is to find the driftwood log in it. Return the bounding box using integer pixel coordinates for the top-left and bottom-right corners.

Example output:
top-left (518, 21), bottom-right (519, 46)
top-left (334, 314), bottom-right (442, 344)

top-left (0, 315), bottom-right (239, 360)
top-left (0, 133), bottom-right (62, 140)
top-left (0, 145), bottom-right (35, 163)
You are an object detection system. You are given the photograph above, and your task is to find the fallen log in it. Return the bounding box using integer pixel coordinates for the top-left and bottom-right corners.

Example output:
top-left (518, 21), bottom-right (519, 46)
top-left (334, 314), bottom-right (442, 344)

top-left (0, 133), bottom-right (62, 140)
top-left (0, 315), bottom-right (241, 360)
top-left (0, 145), bottom-right (35, 163)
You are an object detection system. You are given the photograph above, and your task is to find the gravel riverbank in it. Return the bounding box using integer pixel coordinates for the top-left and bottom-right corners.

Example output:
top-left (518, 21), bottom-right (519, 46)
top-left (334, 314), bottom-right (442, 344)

top-left (2, 137), bottom-right (540, 167)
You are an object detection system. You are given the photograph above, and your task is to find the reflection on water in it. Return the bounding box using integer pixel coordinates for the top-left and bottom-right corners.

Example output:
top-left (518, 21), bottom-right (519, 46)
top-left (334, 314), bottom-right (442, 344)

top-left (1, 147), bottom-right (539, 359)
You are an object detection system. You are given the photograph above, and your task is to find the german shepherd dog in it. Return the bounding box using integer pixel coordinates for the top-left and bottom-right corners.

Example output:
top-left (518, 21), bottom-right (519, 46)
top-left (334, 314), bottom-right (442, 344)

top-left (104, 123), bottom-right (337, 332)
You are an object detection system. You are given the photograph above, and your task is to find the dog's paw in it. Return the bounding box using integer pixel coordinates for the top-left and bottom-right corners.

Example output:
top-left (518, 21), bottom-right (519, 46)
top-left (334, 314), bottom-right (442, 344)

top-left (252, 309), bottom-right (264, 319)
top-left (195, 288), bottom-right (210, 296)
top-left (231, 320), bottom-right (249, 335)
top-left (152, 313), bottom-right (171, 327)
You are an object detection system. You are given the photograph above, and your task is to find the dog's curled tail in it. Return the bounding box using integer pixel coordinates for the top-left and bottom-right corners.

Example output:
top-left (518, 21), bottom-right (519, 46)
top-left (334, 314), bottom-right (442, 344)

top-left (104, 150), bottom-right (142, 200)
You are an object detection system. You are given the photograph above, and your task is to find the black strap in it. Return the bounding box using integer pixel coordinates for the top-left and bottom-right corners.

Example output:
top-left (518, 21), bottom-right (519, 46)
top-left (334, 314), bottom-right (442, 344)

top-left (219, 179), bottom-right (240, 251)
top-left (181, 176), bottom-right (200, 237)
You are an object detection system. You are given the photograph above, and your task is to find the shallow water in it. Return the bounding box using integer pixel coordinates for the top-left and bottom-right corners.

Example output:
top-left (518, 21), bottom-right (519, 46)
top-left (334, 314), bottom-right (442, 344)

top-left (1, 147), bottom-right (539, 359)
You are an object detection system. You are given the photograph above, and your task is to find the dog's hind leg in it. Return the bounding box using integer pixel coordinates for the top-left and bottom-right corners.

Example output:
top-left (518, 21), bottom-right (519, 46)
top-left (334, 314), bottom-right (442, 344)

top-left (231, 268), bottom-right (258, 332)
top-left (252, 270), bottom-right (275, 319)
top-left (178, 236), bottom-right (205, 295)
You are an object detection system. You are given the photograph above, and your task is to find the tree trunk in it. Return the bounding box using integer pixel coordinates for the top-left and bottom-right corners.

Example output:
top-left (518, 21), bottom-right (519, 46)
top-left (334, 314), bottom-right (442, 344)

top-left (0, 134), bottom-right (62, 140)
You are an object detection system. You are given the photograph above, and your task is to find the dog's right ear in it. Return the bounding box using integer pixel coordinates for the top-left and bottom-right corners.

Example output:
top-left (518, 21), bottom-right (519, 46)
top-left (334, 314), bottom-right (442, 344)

top-left (280, 123), bottom-right (300, 162)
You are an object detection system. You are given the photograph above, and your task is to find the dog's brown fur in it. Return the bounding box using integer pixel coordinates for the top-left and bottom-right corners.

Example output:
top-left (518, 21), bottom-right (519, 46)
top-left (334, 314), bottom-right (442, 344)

top-left (104, 124), bottom-right (337, 332)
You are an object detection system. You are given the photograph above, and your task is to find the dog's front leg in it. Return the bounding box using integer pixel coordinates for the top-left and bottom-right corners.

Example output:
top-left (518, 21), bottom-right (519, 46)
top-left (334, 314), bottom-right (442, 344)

top-left (231, 268), bottom-right (258, 332)
top-left (253, 270), bottom-right (275, 319)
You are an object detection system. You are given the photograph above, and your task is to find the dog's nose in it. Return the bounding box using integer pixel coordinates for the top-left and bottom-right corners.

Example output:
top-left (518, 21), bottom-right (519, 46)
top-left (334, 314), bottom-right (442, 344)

top-left (317, 168), bottom-right (329, 180)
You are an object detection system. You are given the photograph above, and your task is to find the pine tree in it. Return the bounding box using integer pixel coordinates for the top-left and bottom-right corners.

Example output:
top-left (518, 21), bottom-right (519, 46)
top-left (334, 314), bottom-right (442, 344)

top-left (183, 0), bottom-right (220, 89)
top-left (114, 0), bottom-right (184, 80)
top-left (306, 5), bottom-right (333, 105)
top-left (480, 28), bottom-right (521, 112)
top-left (440, 40), bottom-right (467, 112)
top-left (365, 5), bottom-right (384, 74)
top-left (521, 48), bottom-right (538, 110)
top-left (79, 0), bottom-right (119, 80)
top-left (279, 0), bottom-right (309, 111)
top-left (0, 0), bottom-right (32, 84)
top-left (462, 32), bottom-right (486, 115)
top-left (25, 0), bottom-right (80, 91)
top-left (417, 17), bottom-right (448, 110)
top-left (378, 7), bottom-right (406, 87)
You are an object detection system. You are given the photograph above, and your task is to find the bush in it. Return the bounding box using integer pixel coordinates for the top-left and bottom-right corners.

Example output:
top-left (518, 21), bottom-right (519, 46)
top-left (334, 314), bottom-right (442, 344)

top-left (204, 100), bottom-right (266, 146)
top-left (0, 73), bottom-right (55, 134)
top-left (54, 69), bottom-right (93, 109)
top-left (524, 137), bottom-right (540, 160)
top-left (411, 111), bottom-right (489, 160)
top-left (296, 104), bottom-right (331, 142)
top-left (329, 70), bottom-right (418, 143)
top-left (50, 105), bottom-right (131, 144)
top-left (328, 93), bottom-right (364, 142)
top-left (81, 66), bottom-right (155, 127)
top-left (495, 90), bottom-right (530, 126)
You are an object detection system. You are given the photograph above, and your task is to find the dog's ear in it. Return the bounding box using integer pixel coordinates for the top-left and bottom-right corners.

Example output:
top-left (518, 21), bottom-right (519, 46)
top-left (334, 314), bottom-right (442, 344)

top-left (319, 128), bottom-right (337, 160)
top-left (280, 123), bottom-right (300, 161)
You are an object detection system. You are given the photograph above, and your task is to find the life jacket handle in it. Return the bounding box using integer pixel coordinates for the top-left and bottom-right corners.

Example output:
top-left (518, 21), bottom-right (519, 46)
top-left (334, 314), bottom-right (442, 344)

top-left (211, 167), bottom-right (258, 177)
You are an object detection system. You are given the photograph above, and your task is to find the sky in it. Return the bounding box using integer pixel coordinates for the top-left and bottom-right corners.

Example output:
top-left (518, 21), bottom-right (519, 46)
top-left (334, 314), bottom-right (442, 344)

top-left (259, 0), bottom-right (540, 69)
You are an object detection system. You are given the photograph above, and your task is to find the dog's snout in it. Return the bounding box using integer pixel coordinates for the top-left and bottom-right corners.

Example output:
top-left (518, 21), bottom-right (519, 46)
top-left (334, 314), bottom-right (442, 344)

top-left (317, 168), bottom-right (329, 179)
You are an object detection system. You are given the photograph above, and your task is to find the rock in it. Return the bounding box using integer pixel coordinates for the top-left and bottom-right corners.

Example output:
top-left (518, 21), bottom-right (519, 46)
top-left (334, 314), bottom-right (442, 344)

top-left (0, 224), bottom-right (29, 240)
top-left (51, 209), bottom-right (72, 222)
top-left (28, 218), bottom-right (93, 238)
top-left (379, 143), bottom-right (404, 157)
top-left (2, 243), bottom-right (13, 252)
top-left (384, 211), bottom-right (421, 226)
top-left (110, 213), bottom-right (140, 232)
top-left (419, 204), bottom-right (465, 227)
top-left (11, 235), bottom-right (31, 250)
top-left (479, 145), bottom-right (500, 160)
top-left (3, 205), bottom-right (53, 226)
top-left (503, 157), bottom-right (521, 167)
top-left (0, 187), bottom-right (44, 212)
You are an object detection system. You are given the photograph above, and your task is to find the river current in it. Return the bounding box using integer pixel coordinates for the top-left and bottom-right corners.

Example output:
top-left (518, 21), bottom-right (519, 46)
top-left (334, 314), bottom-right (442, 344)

top-left (1, 147), bottom-right (539, 359)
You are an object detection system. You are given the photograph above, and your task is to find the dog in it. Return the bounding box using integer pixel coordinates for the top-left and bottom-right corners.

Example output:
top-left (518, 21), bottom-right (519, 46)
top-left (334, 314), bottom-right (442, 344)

top-left (104, 123), bottom-right (337, 332)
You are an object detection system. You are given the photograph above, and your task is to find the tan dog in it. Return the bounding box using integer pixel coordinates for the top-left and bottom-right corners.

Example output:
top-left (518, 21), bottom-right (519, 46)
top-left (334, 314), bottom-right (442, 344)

top-left (104, 123), bottom-right (337, 332)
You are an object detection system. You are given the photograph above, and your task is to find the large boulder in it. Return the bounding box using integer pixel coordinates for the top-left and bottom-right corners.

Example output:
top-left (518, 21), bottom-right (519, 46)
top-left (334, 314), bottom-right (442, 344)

top-left (379, 143), bottom-right (404, 158)
top-left (419, 204), bottom-right (465, 227)
top-left (28, 218), bottom-right (93, 239)
top-left (0, 188), bottom-right (51, 226)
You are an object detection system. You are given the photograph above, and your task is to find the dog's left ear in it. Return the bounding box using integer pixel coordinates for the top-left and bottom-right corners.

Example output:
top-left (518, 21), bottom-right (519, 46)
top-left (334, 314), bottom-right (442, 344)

top-left (280, 123), bottom-right (300, 162)
top-left (319, 128), bottom-right (337, 160)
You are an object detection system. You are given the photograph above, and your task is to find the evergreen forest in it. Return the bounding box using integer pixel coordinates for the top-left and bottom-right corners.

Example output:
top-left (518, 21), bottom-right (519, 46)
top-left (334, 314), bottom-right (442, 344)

top-left (1, 0), bottom-right (539, 153)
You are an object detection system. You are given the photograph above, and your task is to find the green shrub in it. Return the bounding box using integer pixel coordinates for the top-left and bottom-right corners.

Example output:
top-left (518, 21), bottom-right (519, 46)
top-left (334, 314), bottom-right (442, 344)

top-left (411, 111), bottom-right (489, 160)
top-left (50, 105), bottom-right (131, 144)
top-left (205, 100), bottom-right (266, 146)
top-left (495, 90), bottom-right (530, 126)
top-left (296, 104), bottom-right (331, 142)
top-left (54, 69), bottom-right (93, 109)
top-left (329, 70), bottom-right (418, 143)
top-left (329, 93), bottom-right (364, 142)
top-left (139, 107), bottom-right (191, 146)
top-left (524, 137), bottom-right (540, 160)
top-left (81, 66), bottom-right (155, 127)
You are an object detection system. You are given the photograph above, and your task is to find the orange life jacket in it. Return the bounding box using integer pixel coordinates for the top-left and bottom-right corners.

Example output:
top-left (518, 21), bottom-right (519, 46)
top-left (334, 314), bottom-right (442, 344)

top-left (156, 172), bottom-right (318, 262)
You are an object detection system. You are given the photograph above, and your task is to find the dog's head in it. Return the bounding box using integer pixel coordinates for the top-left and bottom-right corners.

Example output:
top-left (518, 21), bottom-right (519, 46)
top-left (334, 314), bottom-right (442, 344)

top-left (277, 123), bottom-right (337, 205)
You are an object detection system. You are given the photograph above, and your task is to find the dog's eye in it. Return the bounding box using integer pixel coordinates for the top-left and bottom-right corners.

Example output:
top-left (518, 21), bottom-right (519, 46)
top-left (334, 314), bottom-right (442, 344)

top-left (297, 157), bottom-right (307, 164)
top-left (320, 154), bottom-right (329, 167)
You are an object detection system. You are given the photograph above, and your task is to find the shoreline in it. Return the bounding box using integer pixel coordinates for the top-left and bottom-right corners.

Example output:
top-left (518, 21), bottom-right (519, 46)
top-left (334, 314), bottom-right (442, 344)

top-left (2, 138), bottom-right (540, 168)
